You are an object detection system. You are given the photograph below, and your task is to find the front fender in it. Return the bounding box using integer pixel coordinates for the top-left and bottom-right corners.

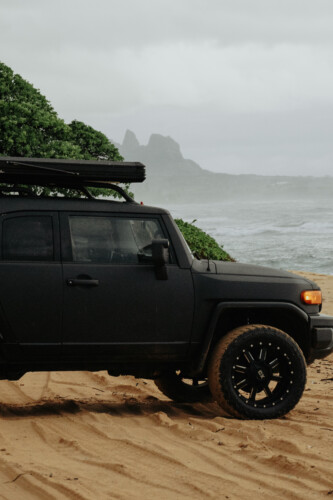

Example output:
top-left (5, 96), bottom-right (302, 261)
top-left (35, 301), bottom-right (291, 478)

top-left (190, 301), bottom-right (309, 376)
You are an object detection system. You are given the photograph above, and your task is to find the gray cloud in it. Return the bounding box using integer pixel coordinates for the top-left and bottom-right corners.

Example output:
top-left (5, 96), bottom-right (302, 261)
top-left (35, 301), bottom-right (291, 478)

top-left (3, 0), bottom-right (333, 49)
top-left (1, 0), bottom-right (333, 176)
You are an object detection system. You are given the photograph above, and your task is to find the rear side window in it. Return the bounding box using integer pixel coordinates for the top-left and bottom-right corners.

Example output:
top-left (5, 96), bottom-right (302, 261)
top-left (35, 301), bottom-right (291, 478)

top-left (2, 216), bottom-right (54, 261)
top-left (68, 216), bottom-right (166, 264)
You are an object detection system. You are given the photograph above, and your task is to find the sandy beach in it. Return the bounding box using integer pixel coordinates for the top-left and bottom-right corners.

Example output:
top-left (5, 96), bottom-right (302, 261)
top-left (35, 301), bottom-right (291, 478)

top-left (0, 271), bottom-right (332, 500)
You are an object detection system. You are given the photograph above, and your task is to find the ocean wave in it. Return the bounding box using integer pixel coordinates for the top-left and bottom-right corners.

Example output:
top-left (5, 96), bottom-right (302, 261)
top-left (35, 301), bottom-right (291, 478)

top-left (170, 199), bottom-right (333, 274)
top-left (211, 221), bottom-right (333, 237)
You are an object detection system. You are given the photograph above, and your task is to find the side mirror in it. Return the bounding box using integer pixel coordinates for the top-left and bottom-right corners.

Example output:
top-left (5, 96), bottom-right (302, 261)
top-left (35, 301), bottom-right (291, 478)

top-left (152, 239), bottom-right (169, 280)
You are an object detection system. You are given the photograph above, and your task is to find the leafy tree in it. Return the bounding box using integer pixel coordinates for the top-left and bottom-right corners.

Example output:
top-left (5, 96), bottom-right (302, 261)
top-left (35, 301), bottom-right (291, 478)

top-left (0, 62), bottom-right (82, 159)
top-left (175, 219), bottom-right (234, 261)
top-left (68, 120), bottom-right (122, 161)
top-left (0, 61), bottom-right (124, 197)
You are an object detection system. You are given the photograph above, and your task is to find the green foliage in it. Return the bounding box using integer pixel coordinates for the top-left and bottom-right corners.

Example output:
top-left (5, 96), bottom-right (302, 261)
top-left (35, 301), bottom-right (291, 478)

top-left (175, 218), bottom-right (234, 261)
top-left (68, 120), bottom-right (122, 161)
top-left (0, 62), bottom-right (126, 198)
top-left (0, 62), bottom-right (81, 159)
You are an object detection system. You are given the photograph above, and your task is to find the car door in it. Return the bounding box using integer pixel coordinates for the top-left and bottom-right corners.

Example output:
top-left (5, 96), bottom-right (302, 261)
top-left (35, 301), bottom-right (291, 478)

top-left (0, 211), bottom-right (62, 360)
top-left (60, 212), bottom-right (194, 362)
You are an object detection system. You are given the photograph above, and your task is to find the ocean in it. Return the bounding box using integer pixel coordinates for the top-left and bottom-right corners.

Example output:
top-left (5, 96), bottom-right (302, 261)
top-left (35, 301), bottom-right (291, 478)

top-left (166, 198), bottom-right (333, 275)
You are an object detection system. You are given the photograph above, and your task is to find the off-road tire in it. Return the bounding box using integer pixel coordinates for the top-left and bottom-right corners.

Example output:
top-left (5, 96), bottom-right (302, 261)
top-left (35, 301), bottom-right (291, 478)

top-left (208, 324), bottom-right (307, 419)
top-left (155, 371), bottom-right (212, 403)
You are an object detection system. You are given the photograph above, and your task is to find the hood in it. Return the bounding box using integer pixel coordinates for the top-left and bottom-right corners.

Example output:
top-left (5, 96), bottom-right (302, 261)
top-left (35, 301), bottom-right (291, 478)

top-left (213, 261), bottom-right (294, 278)
top-left (212, 261), bottom-right (318, 288)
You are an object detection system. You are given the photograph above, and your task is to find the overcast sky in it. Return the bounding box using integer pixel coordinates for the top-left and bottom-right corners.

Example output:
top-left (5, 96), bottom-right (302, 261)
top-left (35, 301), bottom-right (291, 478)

top-left (1, 0), bottom-right (333, 176)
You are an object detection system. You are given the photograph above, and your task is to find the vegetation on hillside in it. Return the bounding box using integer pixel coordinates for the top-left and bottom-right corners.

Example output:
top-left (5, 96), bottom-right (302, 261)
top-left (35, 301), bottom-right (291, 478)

top-left (175, 219), bottom-right (234, 261)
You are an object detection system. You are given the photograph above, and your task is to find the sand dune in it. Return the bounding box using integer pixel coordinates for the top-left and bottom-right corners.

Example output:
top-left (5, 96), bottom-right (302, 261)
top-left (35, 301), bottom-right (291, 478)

top-left (0, 272), bottom-right (332, 499)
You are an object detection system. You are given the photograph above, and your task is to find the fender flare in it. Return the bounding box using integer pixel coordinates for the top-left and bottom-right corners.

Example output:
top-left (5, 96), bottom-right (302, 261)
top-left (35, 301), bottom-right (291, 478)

top-left (192, 301), bottom-right (309, 376)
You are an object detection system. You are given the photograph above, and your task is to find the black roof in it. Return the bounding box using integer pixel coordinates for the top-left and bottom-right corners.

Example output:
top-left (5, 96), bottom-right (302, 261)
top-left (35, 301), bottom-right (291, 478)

top-left (0, 196), bottom-right (169, 215)
top-left (0, 156), bottom-right (146, 184)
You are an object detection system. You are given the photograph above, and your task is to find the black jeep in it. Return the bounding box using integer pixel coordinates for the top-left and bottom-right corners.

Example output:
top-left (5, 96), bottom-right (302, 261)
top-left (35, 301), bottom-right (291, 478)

top-left (0, 156), bottom-right (332, 419)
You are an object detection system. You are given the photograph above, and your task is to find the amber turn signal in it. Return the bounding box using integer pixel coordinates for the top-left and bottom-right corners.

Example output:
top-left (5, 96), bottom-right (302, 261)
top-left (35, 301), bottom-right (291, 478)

top-left (301, 290), bottom-right (322, 305)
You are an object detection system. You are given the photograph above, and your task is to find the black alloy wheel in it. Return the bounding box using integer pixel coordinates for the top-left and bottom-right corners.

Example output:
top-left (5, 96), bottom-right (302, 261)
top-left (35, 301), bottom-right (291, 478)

top-left (208, 324), bottom-right (307, 419)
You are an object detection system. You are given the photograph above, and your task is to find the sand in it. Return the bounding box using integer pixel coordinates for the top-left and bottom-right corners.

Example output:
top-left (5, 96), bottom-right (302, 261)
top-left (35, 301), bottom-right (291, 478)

top-left (0, 272), bottom-right (332, 499)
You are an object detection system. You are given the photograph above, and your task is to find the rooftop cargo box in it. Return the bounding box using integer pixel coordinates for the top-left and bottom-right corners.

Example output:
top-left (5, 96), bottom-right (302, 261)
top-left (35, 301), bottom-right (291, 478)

top-left (0, 157), bottom-right (146, 184)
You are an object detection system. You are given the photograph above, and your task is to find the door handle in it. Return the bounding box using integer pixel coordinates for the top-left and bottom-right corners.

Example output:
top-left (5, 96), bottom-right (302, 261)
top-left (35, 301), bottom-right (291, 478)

top-left (67, 278), bottom-right (99, 287)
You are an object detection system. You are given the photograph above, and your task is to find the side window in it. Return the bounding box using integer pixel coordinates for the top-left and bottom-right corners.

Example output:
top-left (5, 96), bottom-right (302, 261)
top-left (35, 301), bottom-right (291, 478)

top-left (2, 216), bottom-right (54, 261)
top-left (68, 216), bottom-right (166, 264)
top-left (130, 219), bottom-right (165, 251)
top-left (69, 216), bottom-right (113, 263)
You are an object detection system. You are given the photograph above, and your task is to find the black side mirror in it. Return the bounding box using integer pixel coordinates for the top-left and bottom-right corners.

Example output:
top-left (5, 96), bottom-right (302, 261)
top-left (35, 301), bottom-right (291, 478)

top-left (152, 239), bottom-right (169, 280)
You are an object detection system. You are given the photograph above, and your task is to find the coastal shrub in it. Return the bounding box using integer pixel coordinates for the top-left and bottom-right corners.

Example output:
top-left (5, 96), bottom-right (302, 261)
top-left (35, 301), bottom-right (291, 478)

top-left (175, 219), bottom-right (234, 261)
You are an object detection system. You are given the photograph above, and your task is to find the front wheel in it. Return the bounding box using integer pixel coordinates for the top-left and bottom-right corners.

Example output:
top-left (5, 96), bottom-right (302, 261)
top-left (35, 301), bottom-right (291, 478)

top-left (208, 324), bottom-right (307, 419)
top-left (155, 371), bottom-right (212, 403)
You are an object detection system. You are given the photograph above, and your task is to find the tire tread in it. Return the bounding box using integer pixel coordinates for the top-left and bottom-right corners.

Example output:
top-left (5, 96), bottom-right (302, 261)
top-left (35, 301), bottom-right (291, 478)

top-left (208, 324), bottom-right (307, 419)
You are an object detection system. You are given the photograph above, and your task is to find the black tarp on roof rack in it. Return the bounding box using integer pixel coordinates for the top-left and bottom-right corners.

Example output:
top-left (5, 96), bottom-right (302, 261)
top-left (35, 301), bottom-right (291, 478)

top-left (0, 157), bottom-right (146, 183)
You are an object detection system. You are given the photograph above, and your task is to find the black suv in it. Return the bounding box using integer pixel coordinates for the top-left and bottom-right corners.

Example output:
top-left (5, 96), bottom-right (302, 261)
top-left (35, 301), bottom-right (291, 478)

top-left (0, 157), bottom-right (332, 420)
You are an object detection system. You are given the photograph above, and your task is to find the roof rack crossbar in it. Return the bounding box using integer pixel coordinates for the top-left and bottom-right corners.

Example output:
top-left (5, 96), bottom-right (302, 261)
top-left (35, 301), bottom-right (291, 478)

top-left (104, 183), bottom-right (136, 203)
top-left (80, 186), bottom-right (94, 199)
top-left (0, 179), bottom-right (137, 203)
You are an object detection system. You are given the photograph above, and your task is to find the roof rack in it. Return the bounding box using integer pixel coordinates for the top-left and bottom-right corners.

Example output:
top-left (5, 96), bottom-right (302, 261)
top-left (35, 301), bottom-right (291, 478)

top-left (0, 156), bottom-right (146, 203)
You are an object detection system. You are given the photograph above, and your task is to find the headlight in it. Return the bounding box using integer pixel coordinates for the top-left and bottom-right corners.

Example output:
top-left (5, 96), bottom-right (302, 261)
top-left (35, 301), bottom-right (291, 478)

top-left (301, 290), bottom-right (322, 305)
